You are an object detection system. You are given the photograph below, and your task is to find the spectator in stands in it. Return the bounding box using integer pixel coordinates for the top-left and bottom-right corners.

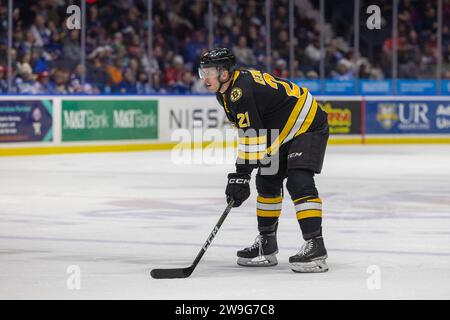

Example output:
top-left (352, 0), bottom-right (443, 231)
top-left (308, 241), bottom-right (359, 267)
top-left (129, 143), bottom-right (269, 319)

top-left (291, 60), bottom-right (304, 78)
top-left (0, 65), bottom-right (8, 93)
top-left (14, 62), bottom-right (39, 94)
top-left (253, 39), bottom-right (267, 69)
top-left (191, 74), bottom-right (209, 94)
top-left (107, 57), bottom-right (124, 89)
top-left (443, 70), bottom-right (450, 80)
top-left (68, 64), bottom-right (96, 94)
top-left (306, 70), bottom-right (319, 80)
top-left (45, 31), bottom-right (64, 66)
top-left (18, 30), bottom-right (36, 57)
top-left (164, 55), bottom-right (185, 88)
top-left (63, 30), bottom-right (82, 70)
top-left (172, 70), bottom-right (193, 94)
top-left (233, 35), bottom-right (257, 67)
top-left (369, 64), bottom-right (384, 80)
top-left (86, 56), bottom-right (109, 93)
top-left (325, 40), bottom-right (344, 77)
top-left (31, 48), bottom-right (48, 74)
top-left (332, 59), bottom-right (354, 80)
top-left (6, 0), bottom-right (447, 94)
top-left (358, 62), bottom-right (372, 79)
top-left (36, 70), bottom-right (55, 94)
top-left (422, 39), bottom-right (438, 74)
top-left (136, 71), bottom-right (150, 94)
top-left (304, 37), bottom-right (322, 70)
top-left (273, 58), bottom-right (289, 78)
top-left (30, 14), bottom-right (50, 48)
top-left (113, 68), bottom-right (137, 94)
top-left (139, 46), bottom-right (160, 76)
top-left (52, 68), bottom-right (69, 94)
top-left (185, 30), bottom-right (206, 64)
top-left (149, 72), bottom-right (167, 94)
top-left (444, 44), bottom-right (450, 69)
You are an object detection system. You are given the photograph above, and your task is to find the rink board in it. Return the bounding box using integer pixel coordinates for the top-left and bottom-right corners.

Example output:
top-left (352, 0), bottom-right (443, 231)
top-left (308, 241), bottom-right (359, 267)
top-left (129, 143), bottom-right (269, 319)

top-left (0, 95), bottom-right (449, 156)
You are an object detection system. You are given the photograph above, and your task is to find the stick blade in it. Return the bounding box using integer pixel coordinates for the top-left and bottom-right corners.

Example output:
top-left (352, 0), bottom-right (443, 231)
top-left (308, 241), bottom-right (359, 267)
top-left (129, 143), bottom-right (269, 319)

top-left (150, 266), bottom-right (194, 279)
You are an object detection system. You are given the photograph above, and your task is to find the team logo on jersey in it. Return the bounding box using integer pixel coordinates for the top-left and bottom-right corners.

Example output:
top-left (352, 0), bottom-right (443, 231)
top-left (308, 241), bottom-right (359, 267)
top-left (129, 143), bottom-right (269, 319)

top-left (230, 87), bottom-right (243, 102)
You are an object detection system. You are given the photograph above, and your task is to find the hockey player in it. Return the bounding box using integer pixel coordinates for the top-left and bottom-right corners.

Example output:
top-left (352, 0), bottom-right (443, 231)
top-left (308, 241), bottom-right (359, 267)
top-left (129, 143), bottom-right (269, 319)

top-left (198, 48), bottom-right (329, 273)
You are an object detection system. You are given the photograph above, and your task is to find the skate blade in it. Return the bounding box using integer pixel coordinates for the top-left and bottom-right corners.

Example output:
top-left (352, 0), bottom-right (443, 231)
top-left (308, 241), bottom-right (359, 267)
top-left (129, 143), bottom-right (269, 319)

top-left (237, 254), bottom-right (278, 267)
top-left (290, 258), bottom-right (328, 273)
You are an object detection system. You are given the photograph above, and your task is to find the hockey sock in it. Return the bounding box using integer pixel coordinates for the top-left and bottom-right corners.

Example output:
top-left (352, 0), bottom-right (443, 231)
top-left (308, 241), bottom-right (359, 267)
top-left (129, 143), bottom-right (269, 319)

top-left (293, 196), bottom-right (323, 240)
top-left (256, 195), bottom-right (282, 235)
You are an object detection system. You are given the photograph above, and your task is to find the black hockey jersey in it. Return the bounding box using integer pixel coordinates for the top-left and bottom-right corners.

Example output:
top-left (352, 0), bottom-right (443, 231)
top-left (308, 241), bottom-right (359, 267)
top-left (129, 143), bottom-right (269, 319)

top-left (216, 68), bottom-right (327, 173)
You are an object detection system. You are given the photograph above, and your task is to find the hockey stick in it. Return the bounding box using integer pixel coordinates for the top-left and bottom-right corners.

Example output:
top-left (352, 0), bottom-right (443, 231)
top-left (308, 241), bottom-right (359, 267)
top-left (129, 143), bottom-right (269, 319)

top-left (150, 199), bottom-right (235, 279)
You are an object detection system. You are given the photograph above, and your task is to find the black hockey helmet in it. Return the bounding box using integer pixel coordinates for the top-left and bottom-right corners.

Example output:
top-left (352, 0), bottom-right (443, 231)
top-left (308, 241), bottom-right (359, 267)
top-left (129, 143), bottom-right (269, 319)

top-left (199, 48), bottom-right (236, 75)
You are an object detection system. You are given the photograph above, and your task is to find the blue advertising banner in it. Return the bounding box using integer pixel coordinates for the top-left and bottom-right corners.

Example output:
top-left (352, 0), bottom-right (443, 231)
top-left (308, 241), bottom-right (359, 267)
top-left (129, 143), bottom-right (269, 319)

top-left (0, 100), bottom-right (53, 143)
top-left (323, 80), bottom-right (355, 95)
top-left (442, 80), bottom-right (450, 95)
top-left (291, 79), bottom-right (449, 95)
top-left (396, 80), bottom-right (437, 95)
top-left (366, 100), bottom-right (450, 134)
top-left (359, 80), bottom-right (392, 95)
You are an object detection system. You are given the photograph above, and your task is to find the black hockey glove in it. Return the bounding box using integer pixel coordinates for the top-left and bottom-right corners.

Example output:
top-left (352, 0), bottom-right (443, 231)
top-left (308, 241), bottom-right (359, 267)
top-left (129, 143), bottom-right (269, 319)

top-left (226, 172), bottom-right (251, 207)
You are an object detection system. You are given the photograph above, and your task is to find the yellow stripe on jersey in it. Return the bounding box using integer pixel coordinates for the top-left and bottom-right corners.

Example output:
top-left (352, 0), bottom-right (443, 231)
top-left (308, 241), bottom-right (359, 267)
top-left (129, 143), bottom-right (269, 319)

top-left (266, 89), bottom-right (311, 155)
top-left (296, 209), bottom-right (322, 220)
top-left (232, 70), bottom-right (241, 86)
top-left (222, 71), bottom-right (240, 114)
top-left (221, 93), bottom-right (230, 113)
top-left (294, 98), bottom-right (318, 137)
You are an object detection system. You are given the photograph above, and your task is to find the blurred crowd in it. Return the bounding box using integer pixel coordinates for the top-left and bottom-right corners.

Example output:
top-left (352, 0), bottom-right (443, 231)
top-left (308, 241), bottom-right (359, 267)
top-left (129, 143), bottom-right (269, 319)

top-left (0, 0), bottom-right (449, 95)
top-left (331, 0), bottom-right (450, 80)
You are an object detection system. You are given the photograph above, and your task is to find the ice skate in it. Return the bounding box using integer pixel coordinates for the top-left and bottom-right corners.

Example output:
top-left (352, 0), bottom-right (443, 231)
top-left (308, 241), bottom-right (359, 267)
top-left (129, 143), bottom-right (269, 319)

top-left (237, 234), bottom-right (278, 267)
top-left (289, 236), bottom-right (328, 273)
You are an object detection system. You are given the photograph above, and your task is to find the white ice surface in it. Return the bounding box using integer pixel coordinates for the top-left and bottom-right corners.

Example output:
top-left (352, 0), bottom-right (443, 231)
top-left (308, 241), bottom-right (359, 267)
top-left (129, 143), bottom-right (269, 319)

top-left (0, 145), bottom-right (449, 299)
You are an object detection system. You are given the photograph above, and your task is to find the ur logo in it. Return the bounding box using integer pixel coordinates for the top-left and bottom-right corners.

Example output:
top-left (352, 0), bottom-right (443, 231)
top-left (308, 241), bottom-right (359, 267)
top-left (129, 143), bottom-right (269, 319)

top-left (398, 103), bottom-right (429, 125)
top-left (376, 103), bottom-right (398, 130)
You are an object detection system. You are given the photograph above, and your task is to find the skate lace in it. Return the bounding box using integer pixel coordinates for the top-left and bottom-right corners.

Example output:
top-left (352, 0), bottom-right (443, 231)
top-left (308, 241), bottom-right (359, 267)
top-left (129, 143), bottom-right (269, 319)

top-left (248, 235), bottom-right (263, 257)
top-left (299, 239), bottom-right (314, 256)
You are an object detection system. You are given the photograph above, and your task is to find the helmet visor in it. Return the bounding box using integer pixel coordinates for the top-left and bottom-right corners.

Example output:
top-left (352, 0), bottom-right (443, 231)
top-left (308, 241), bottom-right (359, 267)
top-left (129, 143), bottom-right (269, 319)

top-left (198, 67), bottom-right (220, 79)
